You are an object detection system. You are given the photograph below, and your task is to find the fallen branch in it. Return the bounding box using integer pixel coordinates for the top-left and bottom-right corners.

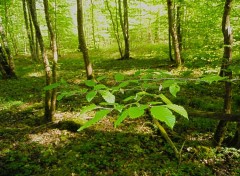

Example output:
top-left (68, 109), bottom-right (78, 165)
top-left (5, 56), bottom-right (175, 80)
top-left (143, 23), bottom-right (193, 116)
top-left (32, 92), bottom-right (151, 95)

top-left (188, 109), bottom-right (240, 122)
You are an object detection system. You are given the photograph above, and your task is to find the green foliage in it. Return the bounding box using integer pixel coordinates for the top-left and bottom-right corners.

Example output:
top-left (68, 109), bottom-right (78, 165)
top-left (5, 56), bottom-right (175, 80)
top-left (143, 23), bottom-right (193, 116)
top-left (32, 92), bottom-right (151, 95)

top-left (200, 75), bottom-right (227, 84)
top-left (79, 71), bottom-right (188, 131)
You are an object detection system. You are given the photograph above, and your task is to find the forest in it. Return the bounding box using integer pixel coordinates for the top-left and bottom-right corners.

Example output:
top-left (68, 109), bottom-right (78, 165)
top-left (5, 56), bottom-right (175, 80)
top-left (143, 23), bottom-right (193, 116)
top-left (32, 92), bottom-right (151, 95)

top-left (0, 0), bottom-right (240, 175)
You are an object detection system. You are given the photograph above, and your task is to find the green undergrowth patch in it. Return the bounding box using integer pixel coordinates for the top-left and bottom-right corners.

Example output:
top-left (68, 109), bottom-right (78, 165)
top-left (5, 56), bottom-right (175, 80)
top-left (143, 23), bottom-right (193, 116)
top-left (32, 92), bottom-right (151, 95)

top-left (1, 50), bottom-right (240, 175)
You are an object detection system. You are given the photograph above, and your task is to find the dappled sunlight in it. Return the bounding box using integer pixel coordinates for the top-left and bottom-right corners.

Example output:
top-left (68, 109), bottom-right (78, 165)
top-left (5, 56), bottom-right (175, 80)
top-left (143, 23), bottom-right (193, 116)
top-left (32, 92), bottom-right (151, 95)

top-left (28, 129), bottom-right (76, 146)
top-left (26, 71), bottom-right (44, 78)
top-left (0, 100), bottom-right (24, 111)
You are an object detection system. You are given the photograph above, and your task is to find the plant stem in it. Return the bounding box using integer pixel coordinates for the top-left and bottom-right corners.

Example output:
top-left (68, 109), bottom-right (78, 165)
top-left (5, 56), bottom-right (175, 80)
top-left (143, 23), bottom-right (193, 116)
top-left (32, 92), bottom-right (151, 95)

top-left (153, 118), bottom-right (180, 159)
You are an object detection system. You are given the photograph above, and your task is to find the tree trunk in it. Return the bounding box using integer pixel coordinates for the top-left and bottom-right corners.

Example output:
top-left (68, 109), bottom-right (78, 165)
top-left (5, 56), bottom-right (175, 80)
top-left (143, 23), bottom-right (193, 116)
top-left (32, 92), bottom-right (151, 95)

top-left (90, 0), bottom-right (96, 49)
top-left (0, 18), bottom-right (17, 79)
top-left (77, 0), bottom-right (93, 80)
top-left (27, 0), bottom-right (52, 121)
top-left (43, 0), bottom-right (59, 119)
top-left (105, 0), bottom-right (123, 58)
top-left (214, 0), bottom-right (233, 146)
top-left (118, 0), bottom-right (130, 60)
top-left (167, 0), bottom-right (182, 67)
top-left (22, 0), bottom-right (38, 61)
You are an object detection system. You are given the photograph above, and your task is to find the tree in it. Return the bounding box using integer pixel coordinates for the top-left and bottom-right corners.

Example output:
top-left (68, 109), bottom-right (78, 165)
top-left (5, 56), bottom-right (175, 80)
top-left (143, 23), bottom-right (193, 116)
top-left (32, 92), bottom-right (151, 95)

top-left (27, 0), bottom-right (53, 121)
top-left (118, 0), bottom-right (130, 60)
top-left (167, 0), bottom-right (182, 67)
top-left (77, 0), bottom-right (93, 80)
top-left (214, 0), bottom-right (233, 146)
top-left (22, 0), bottom-right (38, 61)
top-left (105, 0), bottom-right (123, 58)
top-left (43, 0), bottom-right (59, 117)
top-left (0, 16), bottom-right (16, 79)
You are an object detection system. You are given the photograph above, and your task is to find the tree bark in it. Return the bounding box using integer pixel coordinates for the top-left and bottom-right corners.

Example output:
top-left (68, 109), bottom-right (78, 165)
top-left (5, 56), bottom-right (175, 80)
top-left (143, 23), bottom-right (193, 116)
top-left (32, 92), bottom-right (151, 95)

top-left (22, 0), bottom-right (38, 61)
top-left (0, 17), bottom-right (17, 79)
top-left (77, 0), bottom-right (93, 80)
top-left (214, 0), bottom-right (233, 146)
top-left (27, 0), bottom-right (52, 121)
top-left (90, 0), bottom-right (96, 49)
top-left (43, 0), bottom-right (59, 119)
top-left (167, 0), bottom-right (182, 67)
top-left (118, 0), bottom-right (130, 60)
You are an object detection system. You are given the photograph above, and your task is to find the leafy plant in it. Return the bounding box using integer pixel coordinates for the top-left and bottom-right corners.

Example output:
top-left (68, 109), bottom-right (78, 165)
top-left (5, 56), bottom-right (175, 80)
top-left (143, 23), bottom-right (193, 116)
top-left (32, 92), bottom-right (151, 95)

top-left (75, 71), bottom-right (188, 158)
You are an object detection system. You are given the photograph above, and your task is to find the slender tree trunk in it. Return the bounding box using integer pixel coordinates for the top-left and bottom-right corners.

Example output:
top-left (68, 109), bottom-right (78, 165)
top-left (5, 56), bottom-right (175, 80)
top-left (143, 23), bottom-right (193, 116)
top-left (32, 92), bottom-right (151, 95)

top-left (22, 0), bottom-right (37, 61)
top-left (167, 0), bottom-right (182, 67)
top-left (77, 0), bottom-right (93, 80)
top-left (0, 18), bottom-right (17, 79)
top-left (90, 0), bottom-right (96, 49)
top-left (176, 4), bottom-right (182, 53)
top-left (123, 0), bottom-right (130, 59)
top-left (43, 0), bottom-right (58, 119)
top-left (214, 0), bottom-right (233, 146)
top-left (27, 0), bottom-right (52, 121)
top-left (105, 0), bottom-right (123, 58)
top-left (168, 27), bottom-right (173, 61)
top-left (118, 0), bottom-right (130, 60)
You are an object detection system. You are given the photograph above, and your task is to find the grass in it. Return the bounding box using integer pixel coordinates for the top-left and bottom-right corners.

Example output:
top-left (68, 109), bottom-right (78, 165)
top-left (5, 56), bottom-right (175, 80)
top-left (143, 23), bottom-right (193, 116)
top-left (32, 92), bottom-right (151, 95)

top-left (0, 45), bottom-right (240, 175)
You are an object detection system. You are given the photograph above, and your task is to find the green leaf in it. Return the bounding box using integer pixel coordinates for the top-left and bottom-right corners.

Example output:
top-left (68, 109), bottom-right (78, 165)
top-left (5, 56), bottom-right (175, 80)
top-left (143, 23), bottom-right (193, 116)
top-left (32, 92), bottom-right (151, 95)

top-left (85, 80), bottom-right (96, 87)
top-left (200, 75), bottom-right (227, 84)
top-left (162, 80), bottom-right (176, 88)
top-left (99, 90), bottom-right (115, 103)
top-left (81, 104), bottom-right (97, 115)
top-left (150, 106), bottom-right (176, 129)
top-left (86, 91), bottom-right (97, 102)
top-left (123, 95), bottom-right (136, 102)
top-left (169, 84), bottom-right (180, 97)
top-left (44, 83), bottom-right (61, 90)
top-left (96, 76), bottom-right (106, 81)
top-left (118, 81), bottom-right (129, 88)
top-left (159, 94), bottom-right (172, 104)
top-left (164, 104), bottom-right (188, 119)
top-left (128, 107), bottom-right (145, 119)
top-left (114, 104), bottom-right (124, 112)
top-left (114, 110), bottom-right (129, 127)
top-left (78, 109), bottom-right (111, 131)
top-left (114, 73), bottom-right (125, 82)
top-left (94, 84), bottom-right (107, 90)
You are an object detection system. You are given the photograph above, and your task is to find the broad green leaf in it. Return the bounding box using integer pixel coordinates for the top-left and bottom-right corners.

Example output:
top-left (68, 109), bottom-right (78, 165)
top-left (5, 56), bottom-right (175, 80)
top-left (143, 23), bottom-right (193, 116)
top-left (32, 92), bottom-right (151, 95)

top-left (85, 80), bottom-right (96, 87)
top-left (94, 84), bottom-right (107, 90)
top-left (44, 83), bottom-right (61, 90)
top-left (123, 95), bottom-right (136, 102)
top-left (128, 107), bottom-right (145, 119)
top-left (164, 104), bottom-right (188, 119)
top-left (200, 75), bottom-right (227, 84)
top-left (96, 76), bottom-right (106, 81)
top-left (114, 110), bottom-right (129, 127)
top-left (169, 84), bottom-right (180, 97)
top-left (114, 73), bottom-right (125, 82)
top-left (99, 90), bottom-right (115, 103)
top-left (159, 94), bottom-right (172, 104)
top-left (78, 109), bottom-right (111, 131)
top-left (114, 104), bottom-right (125, 112)
top-left (162, 80), bottom-right (176, 88)
top-left (86, 91), bottom-right (97, 102)
top-left (118, 81), bottom-right (129, 88)
top-left (81, 104), bottom-right (97, 115)
top-left (150, 106), bottom-right (176, 129)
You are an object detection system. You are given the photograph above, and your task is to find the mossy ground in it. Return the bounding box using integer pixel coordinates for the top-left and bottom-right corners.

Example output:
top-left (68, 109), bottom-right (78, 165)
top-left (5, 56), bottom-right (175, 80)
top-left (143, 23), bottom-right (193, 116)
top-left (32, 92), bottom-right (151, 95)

top-left (1, 46), bottom-right (240, 175)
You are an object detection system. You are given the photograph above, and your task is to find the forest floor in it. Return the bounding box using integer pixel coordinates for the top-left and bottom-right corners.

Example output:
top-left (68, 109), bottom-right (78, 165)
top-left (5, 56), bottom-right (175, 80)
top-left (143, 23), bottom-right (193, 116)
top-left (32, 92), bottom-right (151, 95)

top-left (0, 47), bottom-right (240, 176)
